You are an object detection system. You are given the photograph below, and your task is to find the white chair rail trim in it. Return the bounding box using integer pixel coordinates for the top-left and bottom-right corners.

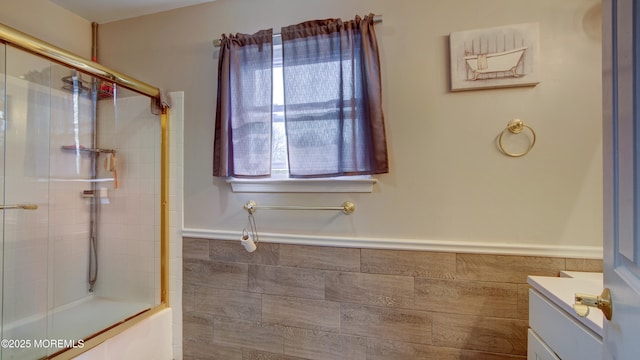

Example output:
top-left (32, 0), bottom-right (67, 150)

top-left (182, 228), bottom-right (602, 259)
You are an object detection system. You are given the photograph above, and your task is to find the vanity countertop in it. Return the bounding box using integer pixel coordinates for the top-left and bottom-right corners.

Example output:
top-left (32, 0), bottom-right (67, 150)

top-left (527, 271), bottom-right (603, 337)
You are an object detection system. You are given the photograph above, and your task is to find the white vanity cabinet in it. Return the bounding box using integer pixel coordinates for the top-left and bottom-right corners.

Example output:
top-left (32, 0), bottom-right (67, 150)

top-left (527, 272), bottom-right (603, 360)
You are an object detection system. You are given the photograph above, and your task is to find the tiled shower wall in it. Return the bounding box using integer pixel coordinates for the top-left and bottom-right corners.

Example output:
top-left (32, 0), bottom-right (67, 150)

top-left (1, 71), bottom-right (94, 322)
top-left (95, 93), bottom-right (161, 305)
top-left (183, 238), bottom-right (602, 360)
top-left (2, 68), bottom-right (161, 326)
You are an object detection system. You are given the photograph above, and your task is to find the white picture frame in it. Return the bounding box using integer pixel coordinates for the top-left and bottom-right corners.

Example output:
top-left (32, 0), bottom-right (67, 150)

top-left (449, 22), bottom-right (540, 91)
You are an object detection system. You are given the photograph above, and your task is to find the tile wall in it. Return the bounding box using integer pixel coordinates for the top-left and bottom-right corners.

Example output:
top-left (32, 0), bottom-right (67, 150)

top-left (1, 75), bottom-right (161, 327)
top-left (182, 238), bottom-right (602, 360)
top-left (95, 92), bottom-right (161, 305)
top-left (1, 73), bottom-right (94, 324)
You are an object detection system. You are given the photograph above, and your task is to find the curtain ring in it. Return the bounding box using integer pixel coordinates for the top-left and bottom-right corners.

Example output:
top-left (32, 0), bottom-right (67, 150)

top-left (498, 119), bottom-right (536, 157)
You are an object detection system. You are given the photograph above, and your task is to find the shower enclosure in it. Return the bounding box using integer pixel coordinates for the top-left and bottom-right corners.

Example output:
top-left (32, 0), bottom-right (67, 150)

top-left (0, 24), bottom-right (168, 359)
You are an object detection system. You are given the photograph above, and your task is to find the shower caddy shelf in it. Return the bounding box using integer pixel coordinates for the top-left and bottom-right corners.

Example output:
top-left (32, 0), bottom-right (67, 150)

top-left (61, 74), bottom-right (115, 100)
top-left (60, 145), bottom-right (116, 155)
top-left (61, 146), bottom-right (118, 191)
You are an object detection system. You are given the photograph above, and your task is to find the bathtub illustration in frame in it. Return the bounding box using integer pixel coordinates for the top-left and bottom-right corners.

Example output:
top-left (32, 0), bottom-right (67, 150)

top-left (450, 22), bottom-right (540, 91)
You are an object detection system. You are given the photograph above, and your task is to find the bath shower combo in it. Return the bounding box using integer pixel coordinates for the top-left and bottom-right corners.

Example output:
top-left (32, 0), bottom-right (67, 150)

top-left (0, 22), bottom-right (169, 359)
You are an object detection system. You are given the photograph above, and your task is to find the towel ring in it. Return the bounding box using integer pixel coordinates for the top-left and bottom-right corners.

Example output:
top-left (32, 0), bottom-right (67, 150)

top-left (498, 119), bottom-right (536, 157)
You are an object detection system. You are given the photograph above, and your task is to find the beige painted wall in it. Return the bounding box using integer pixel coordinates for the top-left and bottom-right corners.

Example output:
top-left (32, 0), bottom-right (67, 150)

top-left (99, 0), bottom-right (603, 254)
top-left (0, 0), bottom-right (91, 58)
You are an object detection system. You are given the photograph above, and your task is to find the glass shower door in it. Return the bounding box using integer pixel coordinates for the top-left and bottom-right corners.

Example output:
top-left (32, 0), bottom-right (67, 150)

top-left (1, 44), bottom-right (52, 359)
top-left (0, 38), bottom-right (163, 359)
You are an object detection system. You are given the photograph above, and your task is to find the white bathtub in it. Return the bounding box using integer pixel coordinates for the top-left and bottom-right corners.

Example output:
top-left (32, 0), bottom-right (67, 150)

top-left (74, 307), bottom-right (172, 360)
top-left (1, 298), bottom-right (172, 360)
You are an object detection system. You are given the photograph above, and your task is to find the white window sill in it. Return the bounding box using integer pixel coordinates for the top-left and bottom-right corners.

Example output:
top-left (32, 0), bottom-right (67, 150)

top-left (227, 177), bottom-right (377, 193)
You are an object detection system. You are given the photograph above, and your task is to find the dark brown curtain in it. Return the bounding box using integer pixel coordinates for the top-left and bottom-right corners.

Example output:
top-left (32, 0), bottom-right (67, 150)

top-left (281, 14), bottom-right (388, 177)
top-left (213, 29), bottom-right (273, 177)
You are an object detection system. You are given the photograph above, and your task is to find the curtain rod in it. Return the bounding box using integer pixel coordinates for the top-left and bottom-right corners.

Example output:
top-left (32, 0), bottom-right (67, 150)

top-left (0, 22), bottom-right (160, 99)
top-left (212, 14), bottom-right (382, 47)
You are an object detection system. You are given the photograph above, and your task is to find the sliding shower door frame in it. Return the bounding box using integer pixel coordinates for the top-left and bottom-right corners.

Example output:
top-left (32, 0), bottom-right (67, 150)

top-left (0, 22), bottom-right (169, 360)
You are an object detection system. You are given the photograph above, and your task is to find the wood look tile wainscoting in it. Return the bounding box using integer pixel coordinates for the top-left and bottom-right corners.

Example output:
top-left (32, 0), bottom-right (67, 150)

top-left (182, 238), bottom-right (602, 360)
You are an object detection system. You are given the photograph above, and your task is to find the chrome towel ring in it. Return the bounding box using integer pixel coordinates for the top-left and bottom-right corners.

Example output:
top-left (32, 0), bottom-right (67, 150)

top-left (498, 119), bottom-right (536, 157)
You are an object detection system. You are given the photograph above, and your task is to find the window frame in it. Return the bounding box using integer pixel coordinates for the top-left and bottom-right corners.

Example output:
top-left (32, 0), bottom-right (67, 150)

top-left (227, 176), bottom-right (377, 193)
top-left (226, 35), bottom-right (378, 193)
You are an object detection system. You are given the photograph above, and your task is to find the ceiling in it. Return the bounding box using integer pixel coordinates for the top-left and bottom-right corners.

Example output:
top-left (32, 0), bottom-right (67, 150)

top-left (50, 0), bottom-right (216, 24)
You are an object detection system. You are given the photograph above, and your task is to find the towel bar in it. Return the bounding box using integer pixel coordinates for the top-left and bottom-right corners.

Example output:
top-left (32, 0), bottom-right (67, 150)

top-left (243, 200), bottom-right (355, 215)
top-left (498, 118), bottom-right (536, 157)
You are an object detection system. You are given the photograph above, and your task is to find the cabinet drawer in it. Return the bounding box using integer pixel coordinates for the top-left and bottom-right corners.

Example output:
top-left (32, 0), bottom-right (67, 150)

top-left (528, 329), bottom-right (560, 360)
top-left (529, 289), bottom-right (602, 360)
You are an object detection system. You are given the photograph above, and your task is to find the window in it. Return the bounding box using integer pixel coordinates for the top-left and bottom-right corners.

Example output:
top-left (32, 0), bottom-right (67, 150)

top-left (229, 38), bottom-right (376, 192)
top-left (270, 39), bottom-right (288, 177)
top-left (215, 15), bottom-right (388, 193)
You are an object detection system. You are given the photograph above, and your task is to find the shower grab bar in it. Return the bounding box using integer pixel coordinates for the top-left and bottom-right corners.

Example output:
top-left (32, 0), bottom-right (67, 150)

top-left (243, 200), bottom-right (355, 215)
top-left (0, 204), bottom-right (38, 210)
top-left (61, 146), bottom-right (116, 154)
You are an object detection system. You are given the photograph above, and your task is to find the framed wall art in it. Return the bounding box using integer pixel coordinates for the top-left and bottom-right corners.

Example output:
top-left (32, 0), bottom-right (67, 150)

top-left (449, 22), bottom-right (540, 91)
